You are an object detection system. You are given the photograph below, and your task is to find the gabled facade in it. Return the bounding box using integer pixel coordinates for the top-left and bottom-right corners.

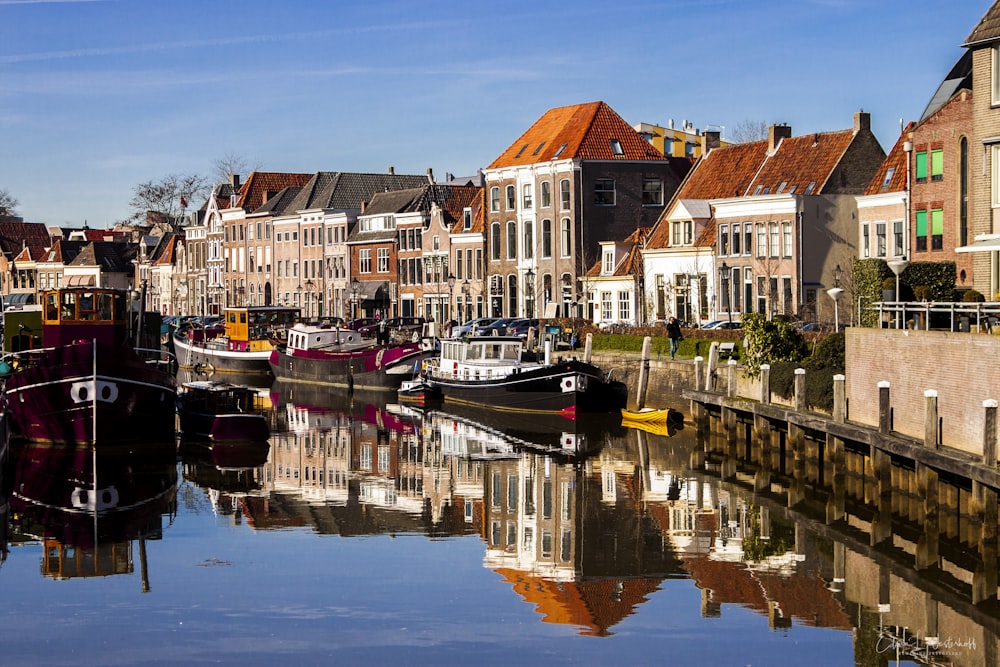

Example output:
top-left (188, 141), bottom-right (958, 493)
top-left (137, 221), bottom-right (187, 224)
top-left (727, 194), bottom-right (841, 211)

top-left (583, 227), bottom-right (650, 326)
top-left (857, 127), bottom-right (911, 272)
top-left (483, 101), bottom-right (685, 320)
top-left (646, 113), bottom-right (885, 325)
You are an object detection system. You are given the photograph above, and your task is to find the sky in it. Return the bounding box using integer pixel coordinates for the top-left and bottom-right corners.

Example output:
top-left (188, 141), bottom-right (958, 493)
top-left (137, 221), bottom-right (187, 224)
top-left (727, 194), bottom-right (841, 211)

top-left (0, 0), bottom-right (989, 227)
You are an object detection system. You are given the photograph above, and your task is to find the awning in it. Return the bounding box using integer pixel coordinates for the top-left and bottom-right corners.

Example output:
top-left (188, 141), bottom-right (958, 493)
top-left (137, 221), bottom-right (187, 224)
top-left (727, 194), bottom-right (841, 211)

top-left (64, 274), bottom-right (97, 286)
top-left (956, 236), bottom-right (1000, 253)
top-left (3, 292), bottom-right (33, 307)
top-left (355, 280), bottom-right (389, 301)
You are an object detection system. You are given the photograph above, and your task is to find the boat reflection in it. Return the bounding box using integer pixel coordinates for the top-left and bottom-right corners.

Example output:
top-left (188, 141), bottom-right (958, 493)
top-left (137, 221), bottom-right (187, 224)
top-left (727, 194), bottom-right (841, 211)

top-left (8, 441), bottom-right (177, 584)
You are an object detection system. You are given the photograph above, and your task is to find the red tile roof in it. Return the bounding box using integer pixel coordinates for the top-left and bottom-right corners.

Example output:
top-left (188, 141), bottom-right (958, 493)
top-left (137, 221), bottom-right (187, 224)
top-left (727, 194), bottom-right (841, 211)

top-left (236, 171), bottom-right (313, 212)
top-left (488, 101), bottom-right (667, 169)
top-left (863, 125), bottom-right (912, 195)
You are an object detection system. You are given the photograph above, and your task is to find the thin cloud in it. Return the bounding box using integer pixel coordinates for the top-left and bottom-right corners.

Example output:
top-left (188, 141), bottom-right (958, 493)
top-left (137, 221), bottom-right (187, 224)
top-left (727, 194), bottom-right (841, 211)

top-left (0, 21), bottom-right (467, 65)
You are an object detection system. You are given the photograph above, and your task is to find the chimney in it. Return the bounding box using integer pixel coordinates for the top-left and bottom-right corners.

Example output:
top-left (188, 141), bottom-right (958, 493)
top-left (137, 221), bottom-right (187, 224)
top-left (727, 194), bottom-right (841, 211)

top-left (426, 167), bottom-right (434, 183)
top-left (854, 110), bottom-right (871, 133)
top-left (702, 130), bottom-right (721, 153)
top-left (231, 174), bottom-right (241, 189)
top-left (388, 166), bottom-right (395, 175)
top-left (768, 124), bottom-right (792, 153)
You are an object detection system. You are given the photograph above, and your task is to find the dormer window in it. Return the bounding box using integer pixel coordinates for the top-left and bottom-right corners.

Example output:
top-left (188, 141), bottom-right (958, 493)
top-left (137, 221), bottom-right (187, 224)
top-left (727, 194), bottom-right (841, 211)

top-left (610, 139), bottom-right (624, 155)
top-left (602, 249), bottom-right (615, 274)
top-left (463, 208), bottom-right (472, 230)
top-left (882, 167), bottom-right (895, 189)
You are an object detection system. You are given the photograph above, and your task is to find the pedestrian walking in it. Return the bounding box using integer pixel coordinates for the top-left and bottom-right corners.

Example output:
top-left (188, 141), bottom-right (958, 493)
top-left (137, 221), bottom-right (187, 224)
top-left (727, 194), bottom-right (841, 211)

top-left (666, 316), bottom-right (682, 359)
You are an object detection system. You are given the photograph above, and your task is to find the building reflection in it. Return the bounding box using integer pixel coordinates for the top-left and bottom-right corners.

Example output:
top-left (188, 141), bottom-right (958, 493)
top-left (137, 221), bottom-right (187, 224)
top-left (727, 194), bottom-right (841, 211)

top-left (7, 442), bottom-right (177, 585)
top-left (179, 388), bottom-right (1000, 658)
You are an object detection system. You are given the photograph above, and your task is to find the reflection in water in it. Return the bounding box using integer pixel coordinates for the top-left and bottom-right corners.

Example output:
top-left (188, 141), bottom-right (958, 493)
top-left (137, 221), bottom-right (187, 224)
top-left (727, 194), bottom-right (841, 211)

top-left (8, 442), bottom-right (177, 584)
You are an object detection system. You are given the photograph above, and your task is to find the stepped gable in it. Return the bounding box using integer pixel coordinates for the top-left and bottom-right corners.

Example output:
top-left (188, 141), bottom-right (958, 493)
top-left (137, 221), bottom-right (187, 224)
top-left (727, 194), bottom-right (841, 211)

top-left (488, 101), bottom-right (667, 169)
top-left (864, 126), bottom-right (912, 196)
top-left (964, 1), bottom-right (1000, 46)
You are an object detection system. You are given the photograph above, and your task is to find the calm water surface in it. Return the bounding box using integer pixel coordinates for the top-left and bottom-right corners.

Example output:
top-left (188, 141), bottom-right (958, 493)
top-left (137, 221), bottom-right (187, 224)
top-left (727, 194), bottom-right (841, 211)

top-left (0, 380), bottom-right (993, 666)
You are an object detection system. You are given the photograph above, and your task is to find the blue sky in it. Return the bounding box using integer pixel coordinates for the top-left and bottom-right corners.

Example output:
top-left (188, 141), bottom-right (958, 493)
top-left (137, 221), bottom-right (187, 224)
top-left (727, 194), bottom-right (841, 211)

top-left (0, 0), bottom-right (987, 227)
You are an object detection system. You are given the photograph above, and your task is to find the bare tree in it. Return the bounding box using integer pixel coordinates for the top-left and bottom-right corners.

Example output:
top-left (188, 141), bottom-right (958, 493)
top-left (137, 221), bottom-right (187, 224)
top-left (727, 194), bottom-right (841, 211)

top-left (127, 173), bottom-right (209, 225)
top-left (729, 119), bottom-right (769, 144)
top-left (0, 189), bottom-right (19, 217)
top-left (212, 152), bottom-right (260, 185)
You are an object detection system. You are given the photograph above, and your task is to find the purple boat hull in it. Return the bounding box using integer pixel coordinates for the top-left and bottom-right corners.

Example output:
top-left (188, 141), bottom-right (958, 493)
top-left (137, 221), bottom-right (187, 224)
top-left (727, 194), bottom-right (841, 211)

top-left (269, 341), bottom-right (431, 390)
top-left (3, 340), bottom-right (176, 445)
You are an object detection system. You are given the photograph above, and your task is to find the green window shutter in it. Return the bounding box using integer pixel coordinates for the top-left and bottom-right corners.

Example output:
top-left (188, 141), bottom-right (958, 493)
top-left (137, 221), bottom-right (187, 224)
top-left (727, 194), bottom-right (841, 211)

top-left (915, 209), bottom-right (927, 236)
top-left (931, 208), bottom-right (943, 234)
top-left (931, 149), bottom-right (943, 177)
top-left (915, 151), bottom-right (927, 180)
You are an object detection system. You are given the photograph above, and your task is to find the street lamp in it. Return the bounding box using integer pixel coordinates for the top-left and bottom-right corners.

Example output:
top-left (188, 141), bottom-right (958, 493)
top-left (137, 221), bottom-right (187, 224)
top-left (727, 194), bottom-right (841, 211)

top-left (888, 257), bottom-right (908, 329)
top-left (351, 277), bottom-right (360, 319)
top-left (462, 278), bottom-right (471, 323)
top-left (525, 268), bottom-right (535, 318)
top-left (719, 262), bottom-right (732, 327)
top-left (305, 278), bottom-right (315, 320)
top-left (447, 273), bottom-right (456, 324)
top-left (827, 287), bottom-right (844, 332)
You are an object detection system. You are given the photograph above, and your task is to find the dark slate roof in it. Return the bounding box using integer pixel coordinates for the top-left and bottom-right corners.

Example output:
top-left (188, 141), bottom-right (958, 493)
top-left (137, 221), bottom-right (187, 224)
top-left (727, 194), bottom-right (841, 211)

top-left (66, 241), bottom-right (135, 272)
top-left (255, 187), bottom-right (304, 216)
top-left (0, 221), bottom-right (51, 259)
top-left (236, 172), bottom-right (314, 212)
top-left (965, 1), bottom-right (1000, 46)
top-left (920, 51), bottom-right (973, 122)
top-left (360, 187), bottom-right (428, 216)
top-left (279, 171), bottom-right (433, 214)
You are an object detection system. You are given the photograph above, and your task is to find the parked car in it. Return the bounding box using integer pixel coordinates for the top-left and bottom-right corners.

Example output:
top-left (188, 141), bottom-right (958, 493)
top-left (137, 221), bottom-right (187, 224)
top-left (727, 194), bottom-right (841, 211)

top-left (477, 317), bottom-right (520, 336)
top-left (356, 316), bottom-right (427, 339)
top-left (507, 318), bottom-right (540, 339)
top-left (346, 317), bottom-right (378, 332)
top-left (451, 317), bottom-right (501, 338)
top-left (701, 320), bottom-right (742, 330)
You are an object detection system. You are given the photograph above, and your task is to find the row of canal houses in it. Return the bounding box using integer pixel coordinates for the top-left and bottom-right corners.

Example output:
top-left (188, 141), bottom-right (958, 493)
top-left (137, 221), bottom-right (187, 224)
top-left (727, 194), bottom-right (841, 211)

top-left (4, 3), bottom-right (1000, 327)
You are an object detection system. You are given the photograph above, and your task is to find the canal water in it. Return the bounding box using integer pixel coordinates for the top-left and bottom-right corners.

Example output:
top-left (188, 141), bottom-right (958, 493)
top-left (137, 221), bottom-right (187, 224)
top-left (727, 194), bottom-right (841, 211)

top-left (0, 381), bottom-right (995, 666)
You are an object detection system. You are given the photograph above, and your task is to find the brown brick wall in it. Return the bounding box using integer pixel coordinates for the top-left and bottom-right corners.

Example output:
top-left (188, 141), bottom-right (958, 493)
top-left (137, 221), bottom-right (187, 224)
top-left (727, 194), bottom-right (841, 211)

top-left (969, 47), bottom-right (1000, 292)
top-left (845, 327), bottom-right (1000, 456)
top-left (909, 89), bottom-right (974, 286)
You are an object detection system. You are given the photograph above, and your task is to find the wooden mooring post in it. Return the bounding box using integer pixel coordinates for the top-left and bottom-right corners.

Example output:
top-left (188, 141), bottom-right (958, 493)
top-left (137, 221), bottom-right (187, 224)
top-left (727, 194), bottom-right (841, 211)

top-left (972, 400), bottom-right (998, 603)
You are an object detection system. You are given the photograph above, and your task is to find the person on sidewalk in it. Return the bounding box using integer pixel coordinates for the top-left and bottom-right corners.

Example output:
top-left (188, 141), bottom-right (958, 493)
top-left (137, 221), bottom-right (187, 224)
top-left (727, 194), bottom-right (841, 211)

top-left (666, 316), bottom-right (682, 359)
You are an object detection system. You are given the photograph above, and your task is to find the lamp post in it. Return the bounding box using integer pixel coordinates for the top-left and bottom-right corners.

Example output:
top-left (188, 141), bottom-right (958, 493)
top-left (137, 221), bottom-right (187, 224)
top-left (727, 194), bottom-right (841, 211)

top-left (719, 262), bottom-right (731, 327)
top-left (447, 273), bottom-right (456, 324)
top-left (525, 268), bottom-right (535, 318)
top-left (305, 278), bottom-right (315, 320)
top-left (888, 257), bottom-right (908, 329)
top-left (462, 278), bottom-right (471, 323)
top-left (351, 277), bottom-right (360, 319)
top-left (827, 263), bottom-right (844, 332)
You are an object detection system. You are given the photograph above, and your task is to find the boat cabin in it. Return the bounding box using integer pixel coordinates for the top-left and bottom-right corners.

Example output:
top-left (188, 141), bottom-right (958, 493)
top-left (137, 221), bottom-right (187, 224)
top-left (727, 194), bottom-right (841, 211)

top-left (223, 306), bottom-right (300, 351)
top-left (286, 323), bottom-right (362, 352)
top-left (435, 335), bottom-right (531, 381)
top-left (40, 287), bottom-right (132, 348)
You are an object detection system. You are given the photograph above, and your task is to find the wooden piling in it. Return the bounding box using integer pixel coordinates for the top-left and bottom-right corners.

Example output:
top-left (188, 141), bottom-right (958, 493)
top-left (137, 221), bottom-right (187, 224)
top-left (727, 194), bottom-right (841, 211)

top-left (794, 368), bottom-right (806, 412)
top-left (878, 380), bottom-right (891, 434)
top-left (924, 389), bottom-right (939, 449)
top-left (833, 374), bottom-right (845, 424)
top-left (760, 364), bottom-right (771, 405)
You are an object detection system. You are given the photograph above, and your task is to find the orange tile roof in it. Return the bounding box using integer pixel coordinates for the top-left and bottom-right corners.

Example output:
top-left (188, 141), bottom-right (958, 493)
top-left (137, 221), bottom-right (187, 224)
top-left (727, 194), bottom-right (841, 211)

top-left (863, 125), bottom-right (912, 195)
top-left (488, 101), bottom-right (667, 169)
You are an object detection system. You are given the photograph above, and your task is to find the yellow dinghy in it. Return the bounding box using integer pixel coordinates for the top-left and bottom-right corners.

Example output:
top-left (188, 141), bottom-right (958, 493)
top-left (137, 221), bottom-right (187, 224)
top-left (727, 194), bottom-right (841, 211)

top-left (620, 407), bottom-right (671, 424)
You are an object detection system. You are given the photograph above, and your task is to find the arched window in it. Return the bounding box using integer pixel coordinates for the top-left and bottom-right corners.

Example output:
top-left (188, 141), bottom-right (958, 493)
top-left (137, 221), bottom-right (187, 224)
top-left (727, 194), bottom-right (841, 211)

top-left (507, 274), bottom-right (518, 316)
top-left (541, 219), bottom-right (552, 258)
top-left (506, 221), bottom-right (517, 259)
top-left (523, 220), bottom-right (534, 259)
top-left (490, 186), bottom-right (500, 212)
top-left (491, 222), bottom-right (501, 260)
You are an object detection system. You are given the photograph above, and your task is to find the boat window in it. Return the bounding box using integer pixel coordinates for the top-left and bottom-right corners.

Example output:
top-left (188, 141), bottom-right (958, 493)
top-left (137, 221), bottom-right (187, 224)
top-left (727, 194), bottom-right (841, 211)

top-left (77, 292), bottom-right (95, 320)
top-left (96, 293), bottom-right (113, 321)
top-left (466, 345), bottom-right (482, 360)
top-left (502, 344), bottom-right (519, 360)
top-left (240, 313), bottom-right (247, 325)
top-left (45, 292), bottom-right (58, 321)
top-left (61, 292), bottom-right (76, 320)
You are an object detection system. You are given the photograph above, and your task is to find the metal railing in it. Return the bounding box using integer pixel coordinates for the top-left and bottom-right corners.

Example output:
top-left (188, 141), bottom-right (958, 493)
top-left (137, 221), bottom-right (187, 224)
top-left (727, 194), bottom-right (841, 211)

top-left (872, 300), bottom-right (1000, 331)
